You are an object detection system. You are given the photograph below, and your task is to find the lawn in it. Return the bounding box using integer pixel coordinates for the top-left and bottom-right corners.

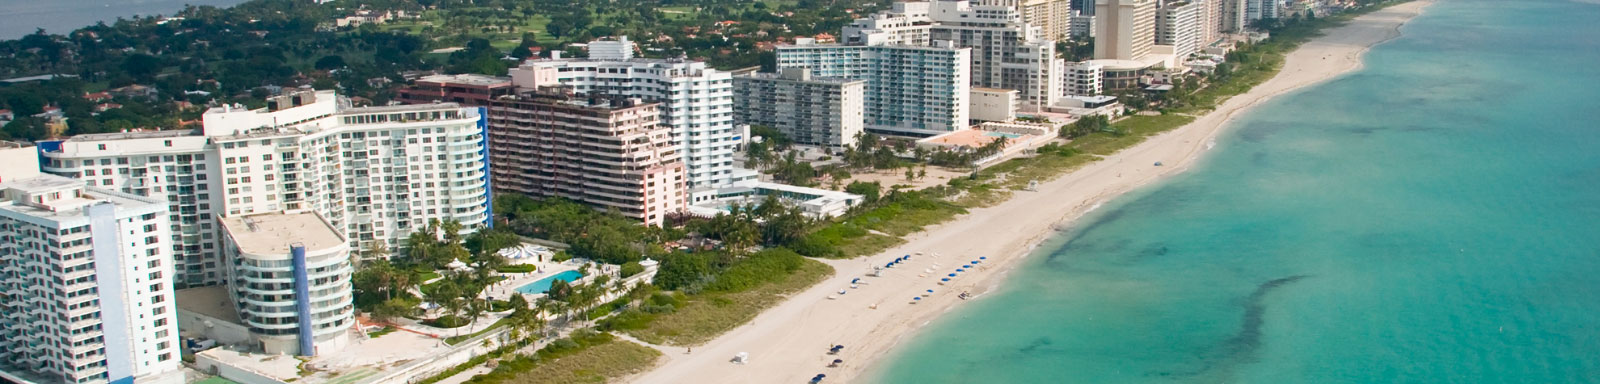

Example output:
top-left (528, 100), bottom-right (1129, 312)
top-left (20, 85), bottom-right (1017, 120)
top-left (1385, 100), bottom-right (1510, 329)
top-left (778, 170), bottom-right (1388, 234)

top-left (495, 338), bottom-right (660, 384)
top-left (619, 259), bottom-right (833, 345)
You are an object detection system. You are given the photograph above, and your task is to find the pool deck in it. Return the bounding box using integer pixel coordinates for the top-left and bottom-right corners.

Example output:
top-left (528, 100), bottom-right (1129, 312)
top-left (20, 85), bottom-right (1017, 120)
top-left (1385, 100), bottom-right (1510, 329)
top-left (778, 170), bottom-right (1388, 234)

top-left (478, 260), bottom-right (588, 302)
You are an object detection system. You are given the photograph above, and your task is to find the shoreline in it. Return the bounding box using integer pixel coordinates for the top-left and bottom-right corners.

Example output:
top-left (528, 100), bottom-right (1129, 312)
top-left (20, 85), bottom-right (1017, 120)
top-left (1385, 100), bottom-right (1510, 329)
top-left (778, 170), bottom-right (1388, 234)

top-left (625, 2), bottom-right (1434, 383)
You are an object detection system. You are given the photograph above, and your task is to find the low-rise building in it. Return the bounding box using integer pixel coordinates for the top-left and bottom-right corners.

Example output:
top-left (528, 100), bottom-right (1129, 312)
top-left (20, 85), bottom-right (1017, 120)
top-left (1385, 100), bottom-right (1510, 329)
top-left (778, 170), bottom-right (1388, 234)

top-left (688, 180), bottom-right (864, 218)
top-left (970, 88), bottom-right (1021, 123)
top-left (732, 68), bottom-right (866, 150)
top-left (395, 73), bottom-right (516, 106)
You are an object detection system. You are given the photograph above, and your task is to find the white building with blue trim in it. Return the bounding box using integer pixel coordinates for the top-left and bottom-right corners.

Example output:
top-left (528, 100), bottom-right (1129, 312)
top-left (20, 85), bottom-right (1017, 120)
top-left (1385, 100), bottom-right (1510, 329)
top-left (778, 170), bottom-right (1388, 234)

top-left (0, 142), bottom-right (184, 384)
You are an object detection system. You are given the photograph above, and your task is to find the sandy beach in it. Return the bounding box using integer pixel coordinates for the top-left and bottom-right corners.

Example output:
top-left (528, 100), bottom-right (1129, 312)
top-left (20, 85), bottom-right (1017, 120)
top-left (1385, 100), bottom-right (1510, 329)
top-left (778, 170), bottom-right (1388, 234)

top-left (626, 2), bottom-right (1433, 383)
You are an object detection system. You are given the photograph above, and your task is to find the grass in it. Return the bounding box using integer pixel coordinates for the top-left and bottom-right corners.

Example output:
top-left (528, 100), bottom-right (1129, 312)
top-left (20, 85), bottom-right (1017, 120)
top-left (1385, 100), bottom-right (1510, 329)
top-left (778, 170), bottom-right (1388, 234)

top-left (444, 318), bottom-right (509, 345)
top-left (497, 264), bottom-right (538, 273)
top-left (618, 259), bottom-right (832, 345)
top-left (368, 326), bottom-right (397, 338)
top-left (495, 338), bottom-right (660, 384)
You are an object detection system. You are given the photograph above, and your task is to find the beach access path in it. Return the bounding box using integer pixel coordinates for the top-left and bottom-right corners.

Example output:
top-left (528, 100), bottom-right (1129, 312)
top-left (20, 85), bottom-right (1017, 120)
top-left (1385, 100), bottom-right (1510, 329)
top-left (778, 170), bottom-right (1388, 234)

top-left (624, 2), bottom-right (1434, 383)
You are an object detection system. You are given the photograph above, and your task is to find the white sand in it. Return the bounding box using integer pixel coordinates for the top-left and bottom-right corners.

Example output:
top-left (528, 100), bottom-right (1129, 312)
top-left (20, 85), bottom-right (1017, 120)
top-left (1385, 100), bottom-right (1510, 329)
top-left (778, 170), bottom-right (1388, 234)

top-left (626, 2), bottom-right (1433, 383)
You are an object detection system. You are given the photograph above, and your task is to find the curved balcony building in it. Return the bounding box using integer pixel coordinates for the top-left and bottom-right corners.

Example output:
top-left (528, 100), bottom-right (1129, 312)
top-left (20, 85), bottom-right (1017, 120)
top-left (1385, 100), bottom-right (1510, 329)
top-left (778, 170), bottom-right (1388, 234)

top-left (219, 212), bottom-right (352, 356)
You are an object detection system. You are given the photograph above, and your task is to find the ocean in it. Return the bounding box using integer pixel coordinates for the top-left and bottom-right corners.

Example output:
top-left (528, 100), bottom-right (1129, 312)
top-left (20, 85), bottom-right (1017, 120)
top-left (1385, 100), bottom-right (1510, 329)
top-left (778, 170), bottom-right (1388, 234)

top-left (871, 0), bottom-right (1600, 382)
top-left (0, 0), bottom-right (249, 39)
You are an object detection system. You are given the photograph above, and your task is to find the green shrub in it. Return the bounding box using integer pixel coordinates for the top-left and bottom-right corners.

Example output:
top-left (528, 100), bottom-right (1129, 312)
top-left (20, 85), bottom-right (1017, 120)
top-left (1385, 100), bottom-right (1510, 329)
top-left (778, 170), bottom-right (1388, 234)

top-left (496, 264), bottom-right (538, 273)
top-left (619, 261), bottom-right (644, 278)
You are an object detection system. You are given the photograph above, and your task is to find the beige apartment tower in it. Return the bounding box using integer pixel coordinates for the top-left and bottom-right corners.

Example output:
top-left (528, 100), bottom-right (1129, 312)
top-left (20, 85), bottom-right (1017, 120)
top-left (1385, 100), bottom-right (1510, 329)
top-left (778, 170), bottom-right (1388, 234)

top-left (1094, 0), bottom-right (1158, 61)
top-left (487, 88), bottom-right (687, 226)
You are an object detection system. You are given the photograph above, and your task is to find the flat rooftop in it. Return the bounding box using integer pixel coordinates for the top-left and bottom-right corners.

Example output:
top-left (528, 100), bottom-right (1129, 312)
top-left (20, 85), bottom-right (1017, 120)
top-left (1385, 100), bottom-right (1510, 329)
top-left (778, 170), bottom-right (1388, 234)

top-left (416, 73), bottom-right (512, 87)
top-left (61, 129), bottom-right (199, 142)
top-left (175, 285), bottom-right (243, 325)
top-left (219, 212), bottom-right (345, 255)
top-left (0, 176), bottom-right (162, 221)
top-left (971, 87), bottom-right (1018, 93)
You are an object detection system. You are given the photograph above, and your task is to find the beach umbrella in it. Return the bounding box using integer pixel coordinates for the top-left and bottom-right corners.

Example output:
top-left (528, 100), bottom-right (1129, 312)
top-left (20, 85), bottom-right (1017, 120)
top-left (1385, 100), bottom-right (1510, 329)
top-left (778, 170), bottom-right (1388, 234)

top-left (948, 273), bottom-right (957, 277)
top-left (926, 289), bottom-right (934, 294)
top-left (941, 278), bottom-right (950, 282)
top-left (957, 268), bottom-right (966, 272)
top-left (980, 257), bottom-right (988, 260)
top-left (913, 297), bottom-right (921, 301)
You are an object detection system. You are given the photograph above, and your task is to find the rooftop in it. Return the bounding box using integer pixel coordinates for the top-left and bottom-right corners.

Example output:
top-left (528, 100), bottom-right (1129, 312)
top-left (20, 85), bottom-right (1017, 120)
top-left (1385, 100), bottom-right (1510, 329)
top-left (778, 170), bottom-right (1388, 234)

top-left (971, 87), bottom-right (1018, 93)
top-left (0, 176), bottom-right (162, 221)
top-left (61, 129), bottom-right (198, 142)
top-left (219, 212), bottom-right (345, 255)
top-left (415, 73), bottom-right (512, 87)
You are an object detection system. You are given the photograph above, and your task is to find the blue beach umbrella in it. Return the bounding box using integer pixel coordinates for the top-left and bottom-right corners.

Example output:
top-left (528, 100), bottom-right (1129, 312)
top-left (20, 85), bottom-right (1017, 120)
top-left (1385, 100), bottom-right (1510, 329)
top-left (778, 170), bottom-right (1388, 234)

top-left (941, 278), bottom-right (950, 282)
top-left (980, 257), bottom-right (988, 260)
top-left (948, 273), bottom-right (957, 277)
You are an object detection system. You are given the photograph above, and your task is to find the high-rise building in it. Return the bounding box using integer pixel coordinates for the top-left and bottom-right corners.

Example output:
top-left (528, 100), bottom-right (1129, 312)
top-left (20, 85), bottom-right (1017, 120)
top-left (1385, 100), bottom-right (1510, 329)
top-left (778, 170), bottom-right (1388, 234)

top-left (776, 40), bottom-right (972, 137)
top-left (732, 68), bottom-right (866, 150)
top-left (1070, 12), bottom-right (1097, 39)
top-left (843, 1), bottom-right (1062, 108)
top-left (1062, 61), bottom-right (1105, 96)
top-left (39, 90), bottom-right (492, 287)
top-left (486, 87), bottom-right (687, 226)
top-left (1094, 0), bottom-right (1158, 61)
top-left (1222, 0), bottom-right (1250, 32)
top-left (217, 211), bottom-right (352, 356)
top-left (1012, 0), bottom-right (1075, 41)
top-left (0, 142), bottom-right (183, 384)
top-left (508, 53), bottom-right (746, 188)
top-left (1246, 0), bottom-right (1281, 21)
top-left (1198, 0), bottom-right (1221, 46)
top-left (1157, 1), bottom-right (1205, 58)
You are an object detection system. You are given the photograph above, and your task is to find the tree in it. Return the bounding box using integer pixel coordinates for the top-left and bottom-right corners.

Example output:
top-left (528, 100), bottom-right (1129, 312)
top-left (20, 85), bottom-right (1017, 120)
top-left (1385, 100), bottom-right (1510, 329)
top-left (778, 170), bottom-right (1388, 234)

top-left (315, 55), bottom-right (347, 70)
top-left (846, 181), bottom-right (882, 202)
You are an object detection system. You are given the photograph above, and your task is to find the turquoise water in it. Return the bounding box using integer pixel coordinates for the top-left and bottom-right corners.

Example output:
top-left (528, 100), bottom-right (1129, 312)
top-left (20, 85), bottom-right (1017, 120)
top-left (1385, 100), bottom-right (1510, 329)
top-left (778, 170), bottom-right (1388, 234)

top-left (514, 270), bottom-right (584, 294)
top-left (986, 132), bottom-right (1025, 139)
top-left (873, 1), bottom-right (1600, 382)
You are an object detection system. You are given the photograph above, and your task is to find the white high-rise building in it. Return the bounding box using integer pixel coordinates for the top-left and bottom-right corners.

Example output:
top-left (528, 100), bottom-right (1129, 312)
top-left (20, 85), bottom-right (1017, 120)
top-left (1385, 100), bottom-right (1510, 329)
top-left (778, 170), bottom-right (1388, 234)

top-left (1157, 1), bottom-right (1205, 58)
top-left (733, 68), bottom-right (866, 150)
top-left (0, 142), bottom-right (183, 384)
top-left (509, 51), bottom-right (747, 188)
top-left (1094, 0), bottom-right (1158, 61)
top-left (777, 40), bottom-right (972, 137)
top-left (843, 1), bottom-right (1062, 108)
top-left (218, 212), bottom-right (353, 356)
top-left (1062, 61), bottom-right (1105, 96)
top-left (39, 90), bottom-right (492, 287)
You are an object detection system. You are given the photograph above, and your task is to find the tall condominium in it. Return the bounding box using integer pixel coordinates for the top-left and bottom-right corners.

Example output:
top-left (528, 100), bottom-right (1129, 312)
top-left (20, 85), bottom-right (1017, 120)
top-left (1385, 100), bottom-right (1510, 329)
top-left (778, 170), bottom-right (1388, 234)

top-left (1011, 0), bottom-right (1075, 40)
top-left (1157, 1), bottom-right (1205, 58)
top-left (39, 90), bottom-right (492, 287)
top-left (1062, 61), bottom-right (1105, 96)
top-left (776, 40), bottom-right (972, 137)
top-left (0, 143), bottom-right (183, 384)
top-left (508, 52), bottom-right (743, 189)
top-left (1246, 0), bottom-right (1281, 21)
top-left (842, 1), bottom-right (1062, 107)
top-left (487, 87), bottom-right (687, 226)
top-left (1221, 0), bottom-right (1249, 31)
top-left (1199, 0), bottom-right (1222, 46)
top-left (732, 68), bottom-right (866, 150)
top-left (1094, 0), bottom-right (1158, 61)
top-left (217, 212), bottom-right (352, 356)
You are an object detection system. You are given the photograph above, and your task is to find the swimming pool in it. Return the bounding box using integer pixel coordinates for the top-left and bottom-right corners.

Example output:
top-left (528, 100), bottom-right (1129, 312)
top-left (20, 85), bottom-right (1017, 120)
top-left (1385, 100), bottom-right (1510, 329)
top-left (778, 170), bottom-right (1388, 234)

top-left (983, 132), bottom-right (1023, 139)
top-left (514, 270), bottom-right (585, 294)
